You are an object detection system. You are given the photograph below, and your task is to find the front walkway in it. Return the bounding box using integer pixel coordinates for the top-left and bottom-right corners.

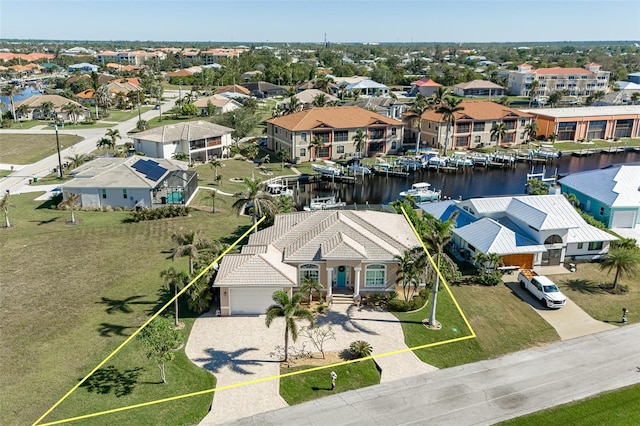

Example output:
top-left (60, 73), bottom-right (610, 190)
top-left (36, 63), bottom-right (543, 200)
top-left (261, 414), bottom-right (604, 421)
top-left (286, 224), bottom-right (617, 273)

top-left (185, 302), bottom-right (436, 425)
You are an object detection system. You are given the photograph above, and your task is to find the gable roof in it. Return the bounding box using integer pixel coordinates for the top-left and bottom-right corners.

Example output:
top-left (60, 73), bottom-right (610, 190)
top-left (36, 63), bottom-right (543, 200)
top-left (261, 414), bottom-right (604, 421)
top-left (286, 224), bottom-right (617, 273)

top-left (242, 81), bottom-right (286, 92)
top-left (280, 89), bottom-right (339, 105)
top-left (14, 94), bottom-right (85, 110)
top-left (215, 84), bottom-right (251, 95)
top-left (533, 67), bottom-right (593, 76)
top-left (411, 77), bottom-right (442, 87)
top-left (454, 80), bottom-right (504, 90)
top-left (267, 106), bottom-right (403, 131)
top-left (455, 217), bottom-right (546, 255)
top-left (558, 164), bottom-right (640, 208)
top-left (133, 120), bottom-right (233, 143)
top-left (345, 79), bottom-right (388, 90)
top-left (421, 100), bottom-right (533, 122)
top-left (214, 250), bottom-right (297, 287)
top-left (193, 94), bottom-right (241, 108)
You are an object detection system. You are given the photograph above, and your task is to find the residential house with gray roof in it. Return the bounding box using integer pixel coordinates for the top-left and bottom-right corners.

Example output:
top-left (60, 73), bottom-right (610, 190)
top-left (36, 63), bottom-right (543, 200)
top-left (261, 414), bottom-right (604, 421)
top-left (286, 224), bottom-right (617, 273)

top-left (213, 210), bottom-right (420, 315)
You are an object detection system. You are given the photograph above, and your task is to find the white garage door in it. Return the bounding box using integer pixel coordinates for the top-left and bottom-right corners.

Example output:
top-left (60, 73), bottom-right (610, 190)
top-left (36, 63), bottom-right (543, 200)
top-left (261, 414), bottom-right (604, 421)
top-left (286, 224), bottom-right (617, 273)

top-left (611, 210), bottom-right (636, 228)
top-left (229, 288), bottom-right (279, 315)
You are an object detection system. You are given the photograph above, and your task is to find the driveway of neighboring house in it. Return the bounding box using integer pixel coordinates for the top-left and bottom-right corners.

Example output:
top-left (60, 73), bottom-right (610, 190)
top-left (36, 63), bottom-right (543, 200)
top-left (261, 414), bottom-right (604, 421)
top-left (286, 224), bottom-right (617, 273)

top-left (186, 302), bottom-right (437, 425)
top-left (504, 278), bottom-right (616, 340)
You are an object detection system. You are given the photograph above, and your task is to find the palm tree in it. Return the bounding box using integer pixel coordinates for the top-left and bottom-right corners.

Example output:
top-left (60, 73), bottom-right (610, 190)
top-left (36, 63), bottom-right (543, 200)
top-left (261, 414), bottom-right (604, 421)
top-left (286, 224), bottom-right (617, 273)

top-left (309, 135), bottom-right (325, 161)
top-left (171, 229), bottom-right (215, 274)
top-left (1, 191), bottom-right (15, 228)
top-left (599, 247), bottom-right (640, 290)
top-left (524, 121), bottom-right (538, 148)
top-left (548, 91), bottom-right (563, 108)
top-left (209, 158), bottom-right (222, 184)
top-left (201, 189), bottom-right (225, 213)
top-left (420, 211), bottom-right (459, 327)
top-left (406, 93), bottom-right (430, 152)
top-left (490, 122), bottom-right (508, 151)
top-left (15, 104), bottom-right (29, 121)
top-left (62, 102), bottom-right (82, 124)
top-left (436, 97), bottom-right (464, 156)
top-left (95, 85), bottom-right (111, 117)
top-left (160, 267), bottom-right (189, 327)
top-left (41, 101), bottom-right (54, 120)
top-left (96, 137), bottom-right (113, 154)
top-left (286, 96), bottom-right (301, 115)
top-left (2, 85), bottom-right (18, 122)
top-left (265, 290), bottom-right (314, 362)
top-left (352, 128), bottom-right (368, 158)
top-left (631, 92), bottom-right (640, 105)
top-left (300, 277), bottom-right (324, 304)
top-left (528, 80), bottom-right (540, 107)
top-left (312, 93), bottom-right (327, 107)
top-left (431, 86), bottom-right (450, 106)
top-left (395, 247), bottom-right (426, 300)
top-left (105, 129), bottom-right (121, 154)
top-left (548, 132), bottom-right (558, 143)
top-left (276, 148), bottom-right (290, 170)
top-left (231, 177), bottom-right (276, 232)
top-left (312, 76), bottom-right (334, 94)
top-left (59, 192), bottom-right (81, 223)
top-left (65, 153), bottom-right (95, 170)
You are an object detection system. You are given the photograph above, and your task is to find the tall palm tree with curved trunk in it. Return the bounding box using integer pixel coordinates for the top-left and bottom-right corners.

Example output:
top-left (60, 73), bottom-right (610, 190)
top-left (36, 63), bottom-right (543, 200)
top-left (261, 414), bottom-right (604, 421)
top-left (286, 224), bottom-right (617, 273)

top-left (231, 177), bottom-right (276, 232)
top-left (59, 192), bottom-right (81, 223)
top-left (406, 93), bottom-right (430, 152)
top-left (160, 266), bottom-right (189, 326)
top-left (352, 128), bottom-right (368, 158)
top-left (265, 290), bottom-right (314, 362)
top-left (1, 191), bottom-right (15, 228)
top-left (171, 229), bottom-right (216, 274)
top-left (490, 122), bottom-right (508, 152)
top-left (599, 247), bottom-right (640, 290)
top-left (2, 85), bottom-right (18, 122)
top-left (420, 211), bottom-right (459, 327)
top-left (436, 97), bottom-right (464, 156)
top-left (105, 129), bottom-right (121, 154)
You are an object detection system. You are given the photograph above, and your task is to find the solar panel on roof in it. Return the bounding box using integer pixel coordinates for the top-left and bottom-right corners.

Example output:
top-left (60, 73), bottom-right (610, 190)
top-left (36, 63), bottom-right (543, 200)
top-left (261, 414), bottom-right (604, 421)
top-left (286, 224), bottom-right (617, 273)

top-left (132, 159), bottom-right (167, 181)
top-left (146, 164), bottom-right (167, 181)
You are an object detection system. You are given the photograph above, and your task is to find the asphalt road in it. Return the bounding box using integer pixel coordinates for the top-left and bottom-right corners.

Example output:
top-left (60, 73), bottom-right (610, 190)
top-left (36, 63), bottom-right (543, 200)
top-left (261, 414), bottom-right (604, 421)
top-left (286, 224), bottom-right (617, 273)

top-left (232, 323), bottom-right (640, 426)
top-left (0, 91), bottom-right (179, 195)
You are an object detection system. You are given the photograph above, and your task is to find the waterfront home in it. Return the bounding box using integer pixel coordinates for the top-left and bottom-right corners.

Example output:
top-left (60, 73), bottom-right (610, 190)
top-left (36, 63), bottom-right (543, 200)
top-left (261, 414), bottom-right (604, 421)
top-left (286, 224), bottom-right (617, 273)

top-left (213, 210), bottom-right (420, 315)
top-left (67, 63), bottom-right (99, 73)
top-left (558, 164), bottom-right (640, 229)
top-left (419, 194), bottom-right (617, 268)
top-left (61, 156), bottom-right (197, 209)
top-left (133, 121), bottom-right (234, 163)
top-left (453, 80), bottom-right (506, 97)
top-left (410, 100), bottom-right (533, 150)
top-left (13, 94), bottom-right (89, 122)
top-left (266, 106), bottom-right (404, 162)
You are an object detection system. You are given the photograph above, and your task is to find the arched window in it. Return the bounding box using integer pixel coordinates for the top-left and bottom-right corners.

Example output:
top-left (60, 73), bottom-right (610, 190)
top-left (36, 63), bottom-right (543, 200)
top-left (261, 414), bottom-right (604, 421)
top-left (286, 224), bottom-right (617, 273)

top-left (544, 235), bottom-right (563, 244)
top-left (365, 264), bottom-right (386, 287)
top-left (299, 264), bottom-right (319, 285)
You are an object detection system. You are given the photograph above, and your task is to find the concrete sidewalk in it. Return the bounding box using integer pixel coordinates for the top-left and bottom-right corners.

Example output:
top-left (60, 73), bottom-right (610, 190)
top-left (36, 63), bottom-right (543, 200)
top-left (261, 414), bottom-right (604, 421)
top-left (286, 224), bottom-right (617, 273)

top-left (233, 323), bottom-right (640, 426)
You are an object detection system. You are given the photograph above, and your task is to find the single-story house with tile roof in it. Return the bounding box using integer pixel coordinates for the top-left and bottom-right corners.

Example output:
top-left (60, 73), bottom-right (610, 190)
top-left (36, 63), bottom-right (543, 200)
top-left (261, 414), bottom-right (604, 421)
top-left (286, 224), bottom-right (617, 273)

top-left (61, 155), bottom-right (198, 209)
top-left (419, 195), bottom-right (617, 268)
top-left (278, 89), bottom-right (340, 110)
top-left (410, 77), bottom-right (443, 97)
top-left (214, 210), bottom-right (420, 315)
top-left (344, 79), bottom-right (389, 97)
top-left (410, 100), bottom-right (534, 151)
top-left (13, 94), bottom-right (89, 122)
top-left (193, 94), bottom-right (242, 116)
top-left (266, 106), bottom-right (404, 162)
top-left (215, 84), bottom-right (251, 96)
top-left (241, 81), bottom-right (287, 98)
top-left (133, 120), bottom-right (234, 163)
top-left (453, 80), bottom-right (506, 97)
top-left (67, 63), bottom-right (99, 73)
top-left (558, 164), bottom-right (640, 229)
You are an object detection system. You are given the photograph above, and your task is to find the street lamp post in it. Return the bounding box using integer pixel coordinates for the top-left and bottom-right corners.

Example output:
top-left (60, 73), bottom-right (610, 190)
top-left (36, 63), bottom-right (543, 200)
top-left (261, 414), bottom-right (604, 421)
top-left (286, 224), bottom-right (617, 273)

top-left (137, 91), bottom-right (143, 130)
top-left (54, 124), bottom-right (63, 178)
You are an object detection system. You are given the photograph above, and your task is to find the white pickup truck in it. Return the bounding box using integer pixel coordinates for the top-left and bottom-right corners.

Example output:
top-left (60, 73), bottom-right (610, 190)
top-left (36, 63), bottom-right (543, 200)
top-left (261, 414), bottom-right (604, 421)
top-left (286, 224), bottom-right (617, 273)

top-left (518, 269), bottom-right (567, 309)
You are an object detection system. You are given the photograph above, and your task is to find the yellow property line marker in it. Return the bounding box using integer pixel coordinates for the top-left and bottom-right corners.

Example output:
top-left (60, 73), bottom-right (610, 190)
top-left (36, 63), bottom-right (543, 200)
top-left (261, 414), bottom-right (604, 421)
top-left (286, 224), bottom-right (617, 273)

top-left (37, 208), bottom-right (477, 425)
top-left (32, 217), bottom-right (266, 426)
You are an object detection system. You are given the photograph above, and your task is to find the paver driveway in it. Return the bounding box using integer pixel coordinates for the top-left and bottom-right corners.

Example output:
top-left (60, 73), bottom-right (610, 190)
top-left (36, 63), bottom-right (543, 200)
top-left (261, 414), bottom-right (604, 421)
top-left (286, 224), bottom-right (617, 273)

top-left (185, 303), bottom-right (437, 425)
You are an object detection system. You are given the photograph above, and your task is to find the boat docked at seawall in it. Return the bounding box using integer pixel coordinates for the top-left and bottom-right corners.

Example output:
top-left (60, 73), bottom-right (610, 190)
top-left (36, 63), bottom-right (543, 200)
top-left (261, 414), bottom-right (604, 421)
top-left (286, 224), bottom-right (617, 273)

top-left (395, 156), bottom-right (425, 170)
top-left (311, 161), bottom-right (343, 176)
top-left (265, 183), bottom-right (294, 197)
top-left (303, 195), bottom-right (347, 211)
top-left (448, 152), bottom-right (473, 167)
top-left (399, 182), bottom-right (442, 203)
top-left (427, 155), bottom-right (448, 167)
top-left (347, 163), bottom-right (372, 175)
top-left (533, 144), bottom-right (560, 159)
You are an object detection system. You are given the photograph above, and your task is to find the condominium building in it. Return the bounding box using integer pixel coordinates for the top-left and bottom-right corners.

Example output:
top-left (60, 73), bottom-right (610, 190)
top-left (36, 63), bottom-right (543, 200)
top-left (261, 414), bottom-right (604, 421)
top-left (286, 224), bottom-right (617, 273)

top-left (200, 48), bottom-right (248, 65)
top-left (96, 50), bottom-right (166, 65)
top-left (508, 63), bottom-right (610, 100)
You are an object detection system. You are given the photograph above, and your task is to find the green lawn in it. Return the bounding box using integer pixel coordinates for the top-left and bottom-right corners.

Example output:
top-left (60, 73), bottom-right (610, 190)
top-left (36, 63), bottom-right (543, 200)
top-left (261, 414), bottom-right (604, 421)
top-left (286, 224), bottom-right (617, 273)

top-left (131, 115), bottom-right (203, 133)
top-left (0, 169), bottom-right (11, 177)
top-left (499, 383), bottom-right (640, 426)
top-left (10, 120), bottom-right (47, 129)
top-left (0, 133), bottom-right (84, 165)
top-left (394, 281), bottom-right (559, 368)
top-left (279, 359), bottom-right (380, 405)
top-left (0, 193), bottom-right (251, 425)
top-left (102, 107), bottom-right (153, 123)
top-left (554, 262), bottom-right (639, 325)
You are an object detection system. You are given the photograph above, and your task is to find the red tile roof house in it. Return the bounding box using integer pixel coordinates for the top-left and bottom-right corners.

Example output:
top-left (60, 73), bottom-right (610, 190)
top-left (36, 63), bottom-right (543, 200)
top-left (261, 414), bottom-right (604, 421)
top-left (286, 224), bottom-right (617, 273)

top-left (408, 100), bottom-right (534, 151)
top-left (410, 77), bottom-right (443, 97)
top-left (213, 210), bottom-right (421, 315)
top-left (266, 106), bottom-right (405, 163)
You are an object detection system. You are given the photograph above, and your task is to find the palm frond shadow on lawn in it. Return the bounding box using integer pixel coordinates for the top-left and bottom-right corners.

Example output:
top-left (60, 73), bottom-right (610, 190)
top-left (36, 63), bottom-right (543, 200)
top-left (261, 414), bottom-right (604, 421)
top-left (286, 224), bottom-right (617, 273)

top-left (193, 347), bottom-right (278, 375)
top-left (97, 295), bottom-right (156, 315)
top-left (562, 278), bottom-right (607, 295)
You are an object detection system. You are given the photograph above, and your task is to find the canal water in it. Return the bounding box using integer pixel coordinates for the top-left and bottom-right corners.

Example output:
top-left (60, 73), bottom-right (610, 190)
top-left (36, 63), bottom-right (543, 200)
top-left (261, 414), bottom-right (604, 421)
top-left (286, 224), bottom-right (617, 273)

top-left (0, 86), bottom-right (44, 111)
top-left (295, 151), bottom-right (640, 207)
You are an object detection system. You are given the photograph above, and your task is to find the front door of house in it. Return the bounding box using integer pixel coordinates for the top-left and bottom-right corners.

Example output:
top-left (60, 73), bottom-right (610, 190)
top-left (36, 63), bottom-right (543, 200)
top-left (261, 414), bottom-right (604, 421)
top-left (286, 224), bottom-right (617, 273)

top-left (541, 249), bottom-right (562, 266)
top-left (336, 266), bottom-right (347, 287)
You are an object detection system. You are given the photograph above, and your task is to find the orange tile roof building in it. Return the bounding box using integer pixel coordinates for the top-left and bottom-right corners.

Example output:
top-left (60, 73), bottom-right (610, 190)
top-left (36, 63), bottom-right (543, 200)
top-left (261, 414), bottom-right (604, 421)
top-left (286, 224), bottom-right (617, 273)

top-left (410, 77), bottom-right (442, 97)
top-left (410, 100), bottom-right (534, 150)
top-left (200, 48), bottom-right (248, 65)
top-left (267, 106), bottom-right (404, 162)
top-left (96, 50), bottom-right (166, 65)
top-left (508, 63), bottom-right (610, 100)
top-left (0, 52), bottom-right (54, 62)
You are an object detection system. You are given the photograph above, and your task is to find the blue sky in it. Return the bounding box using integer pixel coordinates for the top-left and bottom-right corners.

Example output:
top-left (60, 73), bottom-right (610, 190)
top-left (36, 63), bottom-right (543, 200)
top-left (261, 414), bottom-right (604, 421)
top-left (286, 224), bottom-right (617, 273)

top-left (1, 0), bottom-right (639, 43)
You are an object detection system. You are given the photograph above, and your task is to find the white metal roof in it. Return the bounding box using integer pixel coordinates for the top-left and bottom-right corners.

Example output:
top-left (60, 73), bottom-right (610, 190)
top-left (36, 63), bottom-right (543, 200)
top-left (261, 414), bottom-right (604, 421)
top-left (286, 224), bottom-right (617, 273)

top-left (558, 165), bottom-right (640, 208)
top-left (454, 218), bottom-right (546, 255)
top-left (520, 105), bottom-right (640, 119)
top-left (345, 79), bottom-right (388, 90)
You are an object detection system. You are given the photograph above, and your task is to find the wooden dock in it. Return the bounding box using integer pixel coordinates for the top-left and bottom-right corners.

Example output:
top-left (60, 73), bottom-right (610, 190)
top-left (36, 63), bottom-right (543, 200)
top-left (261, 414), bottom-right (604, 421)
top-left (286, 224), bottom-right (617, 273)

top-left (372, 168), bottom-right (410, 178)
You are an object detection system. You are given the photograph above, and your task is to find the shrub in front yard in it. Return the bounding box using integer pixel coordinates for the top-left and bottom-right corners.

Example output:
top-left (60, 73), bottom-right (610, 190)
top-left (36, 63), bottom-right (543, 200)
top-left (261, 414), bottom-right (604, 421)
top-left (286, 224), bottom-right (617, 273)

top-left (349, 340), bottom-right (373, 359)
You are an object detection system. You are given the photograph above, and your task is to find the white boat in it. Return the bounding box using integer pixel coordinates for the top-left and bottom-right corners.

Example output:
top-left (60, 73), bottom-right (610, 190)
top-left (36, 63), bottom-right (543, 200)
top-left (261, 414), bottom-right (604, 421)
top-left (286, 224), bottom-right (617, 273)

top-left (470, 153), bottom-right (490, 165)
top-left (491, 151), bottom-right (515, 163)
top-left (427, 155), bottom-right (448, 166)
top-left (265, 183), bottom-right (293, 197)
top-left (533, 144), bottom-right (559, 159)
top-left (448, 152), bottom-right (473, 167)
top-left (399, 182), bottom-right (442, 203)
top-left (311, 162), bottom-right (343, 176)
top-left (303, 196), bottom-right (347, 211)
top-left (395, 156), bottom-right (425, 169)
top-left (347, 163), bottom-right (371, 175)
